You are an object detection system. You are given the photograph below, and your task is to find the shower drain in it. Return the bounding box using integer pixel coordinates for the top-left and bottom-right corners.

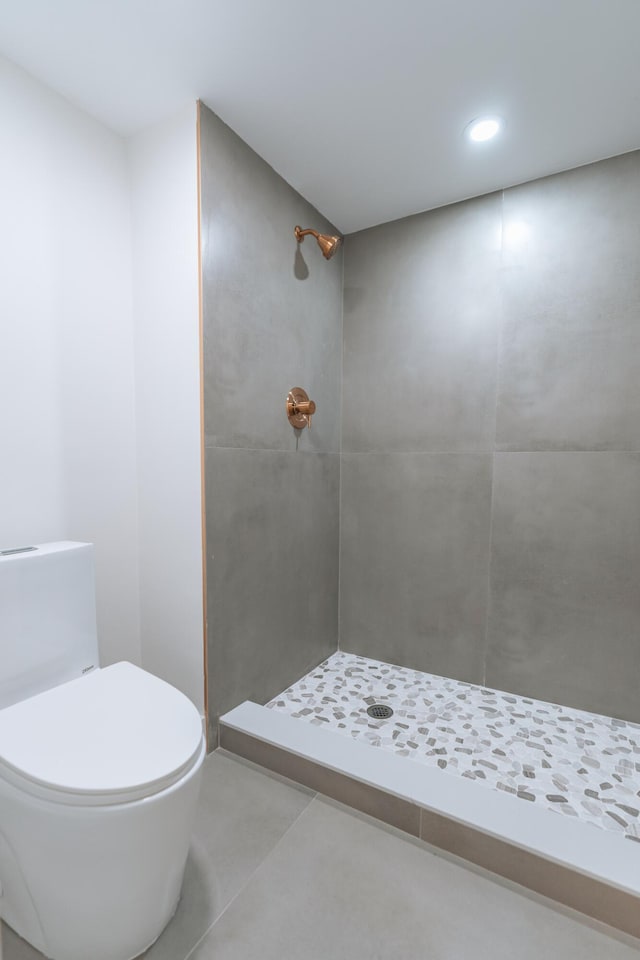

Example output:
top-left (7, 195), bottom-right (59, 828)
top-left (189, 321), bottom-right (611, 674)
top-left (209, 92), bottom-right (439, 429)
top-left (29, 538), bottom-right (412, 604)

top-left (366, 703), bottom-right (394, 720)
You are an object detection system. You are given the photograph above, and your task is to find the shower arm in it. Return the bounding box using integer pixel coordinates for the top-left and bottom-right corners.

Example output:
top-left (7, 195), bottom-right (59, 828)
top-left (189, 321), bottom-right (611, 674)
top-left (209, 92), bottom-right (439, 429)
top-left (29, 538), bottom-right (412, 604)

top-left (294, 227), bottom-right (320, 242)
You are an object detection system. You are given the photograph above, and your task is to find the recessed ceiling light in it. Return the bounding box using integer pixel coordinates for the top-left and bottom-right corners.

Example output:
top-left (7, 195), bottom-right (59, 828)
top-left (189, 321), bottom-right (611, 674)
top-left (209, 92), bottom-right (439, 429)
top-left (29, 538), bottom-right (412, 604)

top-left (466, 117), bottom-right (502, 142)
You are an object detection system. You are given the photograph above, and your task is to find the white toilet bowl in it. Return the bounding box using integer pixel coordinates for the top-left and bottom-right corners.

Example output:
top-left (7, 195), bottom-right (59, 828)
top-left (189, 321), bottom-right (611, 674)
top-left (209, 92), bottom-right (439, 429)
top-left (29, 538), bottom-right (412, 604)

top-left (0, 662), bottom-right (205, 960)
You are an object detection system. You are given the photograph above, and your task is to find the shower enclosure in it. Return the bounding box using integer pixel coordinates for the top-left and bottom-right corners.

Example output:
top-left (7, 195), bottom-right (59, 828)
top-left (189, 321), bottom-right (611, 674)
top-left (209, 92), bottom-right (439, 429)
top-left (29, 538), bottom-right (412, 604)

top-left (200, 99), bottom-right (640, 937)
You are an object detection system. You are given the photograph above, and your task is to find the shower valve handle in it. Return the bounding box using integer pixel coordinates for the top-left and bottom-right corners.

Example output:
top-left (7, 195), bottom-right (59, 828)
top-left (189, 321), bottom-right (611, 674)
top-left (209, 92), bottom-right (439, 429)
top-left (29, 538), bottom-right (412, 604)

top-left (293, 400), bottom-right (315, 417)
top-left (286, 388), bottom-right (316, 430)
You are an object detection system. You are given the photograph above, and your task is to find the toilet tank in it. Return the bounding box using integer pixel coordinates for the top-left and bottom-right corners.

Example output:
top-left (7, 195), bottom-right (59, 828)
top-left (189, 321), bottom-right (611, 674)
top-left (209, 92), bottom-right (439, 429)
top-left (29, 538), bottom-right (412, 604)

top-left (0, 542), bottom-right (100, 710)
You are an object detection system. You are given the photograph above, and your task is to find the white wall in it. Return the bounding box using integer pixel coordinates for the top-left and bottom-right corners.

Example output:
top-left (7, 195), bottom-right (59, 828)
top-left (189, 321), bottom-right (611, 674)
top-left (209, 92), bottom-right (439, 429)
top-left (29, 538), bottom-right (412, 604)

top-left (0, 58), bottom-right (204, 711)
top-left (129, 105), bottom-right (205, 713)
top-left (0, 55), bottom-right (141, 667)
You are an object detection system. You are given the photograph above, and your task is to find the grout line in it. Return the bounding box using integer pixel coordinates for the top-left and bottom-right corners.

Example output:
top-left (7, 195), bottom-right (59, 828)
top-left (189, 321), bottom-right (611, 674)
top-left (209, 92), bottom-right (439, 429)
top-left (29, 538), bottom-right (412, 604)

top-left (481, 191), bottom-right (505, 688)
top-left (203, 445), bottom-right (640, 456)
top-left (341, 450), bottom-right (496, 457)
top-left (181, 790), bottom-right (318, 960)
top-left (482, 475), bottom-right (495, 690)
top-left (337, 236), bottom-right (345, 654)
top-left (203, 443), bottom-right (340, 454)
top-left (341, 449), bottom-right (640, 455)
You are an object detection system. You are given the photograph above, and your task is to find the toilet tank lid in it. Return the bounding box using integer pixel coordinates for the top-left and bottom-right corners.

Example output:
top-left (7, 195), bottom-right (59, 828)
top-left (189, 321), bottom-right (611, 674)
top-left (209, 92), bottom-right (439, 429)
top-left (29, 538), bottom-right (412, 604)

top-left (0, 663), bottom-right (204, 800)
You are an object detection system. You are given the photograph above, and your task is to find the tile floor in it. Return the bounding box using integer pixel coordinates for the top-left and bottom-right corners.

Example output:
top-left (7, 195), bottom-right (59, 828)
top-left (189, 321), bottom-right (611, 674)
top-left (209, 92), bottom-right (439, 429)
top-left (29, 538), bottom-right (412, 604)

top-left (268, 652), bottom-right (640, 841)
top-left (2, 750), bottom-right (639, 960)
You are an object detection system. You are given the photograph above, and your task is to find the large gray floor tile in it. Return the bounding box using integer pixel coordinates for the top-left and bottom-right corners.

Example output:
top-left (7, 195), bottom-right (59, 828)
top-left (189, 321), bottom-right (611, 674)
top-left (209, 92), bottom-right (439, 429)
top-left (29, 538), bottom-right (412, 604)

top-left (487, 452), bottom-right (640, 720)
top-left (340, 452), bottom-right (492, 682)
top-left (343, 193), bottom-right (501, 454)
top-left (189, 796), bottom-right (640, 960)
top-left (205, 447), bottom-right (339, 735)
top-left (143, 751), bottom-right (313, 960)
top-left (0, 924), bottom-right (42, 960)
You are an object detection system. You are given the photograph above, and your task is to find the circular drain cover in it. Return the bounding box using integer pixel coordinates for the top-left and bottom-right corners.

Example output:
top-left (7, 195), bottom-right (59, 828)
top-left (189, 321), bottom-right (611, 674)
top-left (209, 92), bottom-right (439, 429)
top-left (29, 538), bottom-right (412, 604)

top-left (367, 704), bottom-right (394, 720)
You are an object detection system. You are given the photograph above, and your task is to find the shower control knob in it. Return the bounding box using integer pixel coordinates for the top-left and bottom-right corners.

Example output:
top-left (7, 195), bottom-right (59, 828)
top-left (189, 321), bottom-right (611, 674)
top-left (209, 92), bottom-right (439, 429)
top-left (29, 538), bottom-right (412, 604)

top-left (294, 400), bottom-right (316, 417)
top-left (286, 388), bottom-right (316, 430)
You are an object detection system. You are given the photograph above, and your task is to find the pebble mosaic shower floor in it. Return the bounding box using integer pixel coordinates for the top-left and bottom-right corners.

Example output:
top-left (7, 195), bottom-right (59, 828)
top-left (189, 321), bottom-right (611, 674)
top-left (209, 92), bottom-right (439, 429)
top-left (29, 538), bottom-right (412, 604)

top-left (267, 652), bottom-right (640, 844)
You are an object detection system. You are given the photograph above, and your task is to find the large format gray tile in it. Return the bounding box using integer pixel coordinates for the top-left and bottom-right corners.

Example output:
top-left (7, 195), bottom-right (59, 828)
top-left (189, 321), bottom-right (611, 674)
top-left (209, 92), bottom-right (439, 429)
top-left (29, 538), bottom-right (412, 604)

top-left (190, 796), bottom-right (640, 960)
top-left (487, 452), bottom-right (640, 720)
top-left (499, 152), bottom-right (640, 329)
top-left (486, 577), bottom-right (640, 722)
top-left (340, 452), bottom-right (492, 681)
top-left (490, 452), bottom-right (640, 588)
top-left (206, 447), bottom-right (339, 734)
top-left (200, 104), bottom-right (342, 454)
top-left (142, 751), bottom-right (313, 960)
top-left (0, 924), bottom-right (42, 960)
top-left (497, 152), bottom-right (640, 451)
top-left (342, 192), bottom-right (501, 454)
top-left (496, 315), bottom-right (640, 452)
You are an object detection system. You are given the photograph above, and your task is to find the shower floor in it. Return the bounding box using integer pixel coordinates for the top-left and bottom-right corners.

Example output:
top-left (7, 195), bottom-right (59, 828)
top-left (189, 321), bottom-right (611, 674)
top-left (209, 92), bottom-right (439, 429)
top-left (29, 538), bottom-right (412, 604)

top-left (267, 652), bottom-right (640, 844)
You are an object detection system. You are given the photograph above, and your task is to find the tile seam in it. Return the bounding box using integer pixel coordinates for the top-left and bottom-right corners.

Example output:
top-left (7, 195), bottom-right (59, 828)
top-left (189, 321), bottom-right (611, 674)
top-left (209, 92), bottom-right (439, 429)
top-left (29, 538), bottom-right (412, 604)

top-left (483, 190), bottom-right (505, 687)
top-left (181, 792), bottom-right (318, 960)
top-left (203, 444), bottom-right (341, 454)
top-left (337, 235), bottom-right (345, 654)
top-left (341, 449), bottom-right (640, 455)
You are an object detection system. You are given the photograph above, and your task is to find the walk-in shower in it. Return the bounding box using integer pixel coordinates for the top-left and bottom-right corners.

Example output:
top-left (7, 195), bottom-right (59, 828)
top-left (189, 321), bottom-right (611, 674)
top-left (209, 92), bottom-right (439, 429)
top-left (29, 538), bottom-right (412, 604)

top-left (202, 100), bottom-right (640, 941)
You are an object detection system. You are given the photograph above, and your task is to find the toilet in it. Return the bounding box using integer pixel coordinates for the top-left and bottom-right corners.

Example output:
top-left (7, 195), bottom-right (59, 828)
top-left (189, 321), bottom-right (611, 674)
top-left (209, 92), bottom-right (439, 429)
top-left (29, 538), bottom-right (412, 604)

top-left (0, 542), bottom-right (205, 960)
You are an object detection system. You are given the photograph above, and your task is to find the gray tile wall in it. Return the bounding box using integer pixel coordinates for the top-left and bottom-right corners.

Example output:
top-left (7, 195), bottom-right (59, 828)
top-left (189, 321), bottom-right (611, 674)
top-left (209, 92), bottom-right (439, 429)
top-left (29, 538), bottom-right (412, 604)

top-left (199, 104), bottom-right (342, 743)
top-left (341, 151), bottom-right (640, 722)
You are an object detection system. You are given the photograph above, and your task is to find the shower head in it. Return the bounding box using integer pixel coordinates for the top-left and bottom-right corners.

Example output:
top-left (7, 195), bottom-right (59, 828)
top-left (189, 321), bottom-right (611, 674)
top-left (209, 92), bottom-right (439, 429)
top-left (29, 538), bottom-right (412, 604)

top-left (294, 225), bottom-right (343, 260)
top-left (316, 233), bottom-right (342, 260)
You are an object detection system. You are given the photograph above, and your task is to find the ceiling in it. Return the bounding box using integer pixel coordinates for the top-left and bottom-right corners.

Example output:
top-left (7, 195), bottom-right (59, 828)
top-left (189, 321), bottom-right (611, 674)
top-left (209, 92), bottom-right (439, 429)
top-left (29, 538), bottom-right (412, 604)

top-left (1, 0), bottom-right (640, 233)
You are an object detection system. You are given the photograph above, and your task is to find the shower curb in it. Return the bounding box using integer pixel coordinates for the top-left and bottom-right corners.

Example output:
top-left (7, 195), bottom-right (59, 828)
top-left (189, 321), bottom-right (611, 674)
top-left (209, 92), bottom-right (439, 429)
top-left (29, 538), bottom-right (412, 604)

top-left (220, 701), bottom-right (640, 941)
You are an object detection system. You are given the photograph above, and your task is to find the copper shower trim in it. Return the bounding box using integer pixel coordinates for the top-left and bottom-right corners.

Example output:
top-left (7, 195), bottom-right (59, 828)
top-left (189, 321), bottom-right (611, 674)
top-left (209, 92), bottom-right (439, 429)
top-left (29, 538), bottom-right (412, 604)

top-left (294, 225), bottom-right (343, 260)
top-left (287, 387), bottom-right (316, 430)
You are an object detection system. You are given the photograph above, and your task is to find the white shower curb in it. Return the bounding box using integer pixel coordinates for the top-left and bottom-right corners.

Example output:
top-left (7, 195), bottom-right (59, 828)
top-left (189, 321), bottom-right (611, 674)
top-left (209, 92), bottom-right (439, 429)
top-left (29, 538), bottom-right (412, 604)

top-left (220, 700), bottom-right (640, 937)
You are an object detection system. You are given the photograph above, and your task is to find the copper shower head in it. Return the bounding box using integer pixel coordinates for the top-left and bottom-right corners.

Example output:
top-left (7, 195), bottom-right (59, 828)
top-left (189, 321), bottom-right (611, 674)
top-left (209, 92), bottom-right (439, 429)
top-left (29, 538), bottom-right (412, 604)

top-left (294, 225), bottom-right (342, 260)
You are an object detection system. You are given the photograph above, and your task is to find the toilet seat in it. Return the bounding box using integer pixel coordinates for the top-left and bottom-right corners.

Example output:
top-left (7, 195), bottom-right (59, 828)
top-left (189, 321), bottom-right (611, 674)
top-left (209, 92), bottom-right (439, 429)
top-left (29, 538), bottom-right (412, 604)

top-left (0, 662), bottom-right (204, 806)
